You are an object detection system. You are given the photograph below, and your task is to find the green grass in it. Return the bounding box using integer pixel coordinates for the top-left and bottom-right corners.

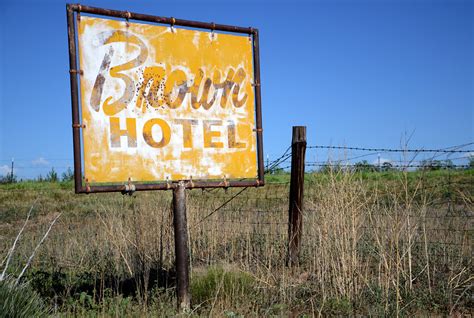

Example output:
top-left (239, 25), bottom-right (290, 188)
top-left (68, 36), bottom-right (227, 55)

top-left (191, 267), bottom-right (256, 308)
top-left (2, 168), bottom-right (471, 190)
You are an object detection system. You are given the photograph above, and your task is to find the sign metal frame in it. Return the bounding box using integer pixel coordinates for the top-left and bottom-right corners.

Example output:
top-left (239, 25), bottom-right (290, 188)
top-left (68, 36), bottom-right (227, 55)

top-left (66, 4), bottom-right (264, 193)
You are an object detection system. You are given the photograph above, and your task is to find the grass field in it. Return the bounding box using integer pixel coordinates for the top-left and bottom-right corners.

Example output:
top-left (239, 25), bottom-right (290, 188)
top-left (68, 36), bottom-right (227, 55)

top-left (0, 169), bottom-right (472, 316)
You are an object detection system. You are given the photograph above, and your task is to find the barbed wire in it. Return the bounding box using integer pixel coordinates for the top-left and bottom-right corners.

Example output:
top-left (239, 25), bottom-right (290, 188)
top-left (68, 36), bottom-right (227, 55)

top-left (264, 146), bottom-right (291, 173)
top-left (307, 145), bottom-right (473, 153)
top-left (304, 156), bottom-right (471, 166)
top-left (3, 143), bottom-right (472, 177)
top-left (0, 158), bottom-right (73, 162)
top-left (304, 163), bottom-right (471, 169)
top-left (264, 142), bottom-right (473, 174)
top-left (192, 187), bottom-right (249, 227)
top-left (5, 166), bottom-right (73, 170)
top-left (266, 163), bottom-right (472, 170)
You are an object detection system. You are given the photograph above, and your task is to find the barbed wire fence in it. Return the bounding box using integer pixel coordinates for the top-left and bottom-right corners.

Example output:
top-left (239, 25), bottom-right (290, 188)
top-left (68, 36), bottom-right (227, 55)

top-left (0, 138), bottom-right (472, 317)
top-left (187, 140), bottom-right (473, 268)
top-left (1, 139), bottom-right (472, 271)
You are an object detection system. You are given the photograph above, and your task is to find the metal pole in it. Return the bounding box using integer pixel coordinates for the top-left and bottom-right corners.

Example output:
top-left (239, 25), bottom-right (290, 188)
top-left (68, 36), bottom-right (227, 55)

top-left (10, 158), bottom-right (14, 183)
top-left (66, 5), bottom-right (83, 193)
top-left (252, 28), bottom-right (265, 185)
top-left (173, 181), bottom-right (191, 311)
top-left (287, 126), bottom-right (306, 267)
top-left (69, 4), bottom-right (256, 35)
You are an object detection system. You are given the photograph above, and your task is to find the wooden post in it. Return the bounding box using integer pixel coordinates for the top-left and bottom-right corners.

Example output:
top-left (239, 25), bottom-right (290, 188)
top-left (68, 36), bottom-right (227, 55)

top-left (287, 126), bottom-right (306, 266)
top-left (173, 181), bottom-right (191, 311)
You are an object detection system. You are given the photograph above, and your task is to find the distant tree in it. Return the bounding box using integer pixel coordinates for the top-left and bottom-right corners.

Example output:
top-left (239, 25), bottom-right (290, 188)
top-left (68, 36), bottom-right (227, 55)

top-left (61, 167), bottom-right (74, 182)
top-left (381, 161), bottom-right (394, 172)
top-left (353, 160), bottom-right (376, 173)
top-left (319, 164), bottom-right (330, 173)
top-left (469, 156), bottom-right (474, 170)
top-left (419, 160), bottom-right (442, 171)
top-left (46, 168), bottom-right (58, 182)
top-left (265, 166), bottom-right (285, 174)
top-left (319, 162), bottom-right (342, 174)
top-left (0, 172), bottom-right (16, 184)
top-left (442, 159), bottom-right (454, 170)
top-left (0, 175), bottom-right (11, 184)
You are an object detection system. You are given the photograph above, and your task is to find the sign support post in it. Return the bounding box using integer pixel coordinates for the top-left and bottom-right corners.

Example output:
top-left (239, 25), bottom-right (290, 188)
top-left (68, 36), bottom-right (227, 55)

top-left (172, 181), bottom-right (190, 310)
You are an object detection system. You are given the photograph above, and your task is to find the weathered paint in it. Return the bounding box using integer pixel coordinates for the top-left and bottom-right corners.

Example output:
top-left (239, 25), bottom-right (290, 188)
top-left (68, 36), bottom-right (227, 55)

top-left (77, 16), bottom-right (257, 183)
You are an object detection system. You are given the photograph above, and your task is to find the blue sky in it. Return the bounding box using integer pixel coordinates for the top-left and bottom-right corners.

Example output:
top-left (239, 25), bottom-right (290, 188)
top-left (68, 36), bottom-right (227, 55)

top-left (0, 0), bottom-right (472, 179)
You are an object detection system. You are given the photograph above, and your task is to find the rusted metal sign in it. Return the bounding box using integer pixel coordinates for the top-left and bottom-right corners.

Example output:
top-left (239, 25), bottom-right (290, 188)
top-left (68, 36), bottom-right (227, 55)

top-left (66, 5), bottom-right (264, 193)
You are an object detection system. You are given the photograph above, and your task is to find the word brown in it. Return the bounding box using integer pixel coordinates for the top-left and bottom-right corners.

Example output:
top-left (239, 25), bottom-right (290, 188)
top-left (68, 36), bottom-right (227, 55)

top-left (90, 31), bottom-right (249, 116)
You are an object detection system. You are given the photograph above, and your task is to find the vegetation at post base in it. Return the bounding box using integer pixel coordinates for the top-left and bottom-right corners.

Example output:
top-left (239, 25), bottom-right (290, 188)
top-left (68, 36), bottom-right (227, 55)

top-left (191, 267), bottom-right (257, 312)
top-left (0, 167), bottom-right (472, 316)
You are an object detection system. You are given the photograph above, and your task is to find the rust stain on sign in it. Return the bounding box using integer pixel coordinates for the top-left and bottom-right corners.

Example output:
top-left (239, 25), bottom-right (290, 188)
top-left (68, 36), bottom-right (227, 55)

top-left (77, 16), bottom-right (257, 183)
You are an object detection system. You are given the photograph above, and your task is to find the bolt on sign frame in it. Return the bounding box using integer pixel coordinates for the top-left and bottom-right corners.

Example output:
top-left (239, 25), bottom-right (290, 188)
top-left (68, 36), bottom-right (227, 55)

top-left (66, 4), bottom-right (264, 193)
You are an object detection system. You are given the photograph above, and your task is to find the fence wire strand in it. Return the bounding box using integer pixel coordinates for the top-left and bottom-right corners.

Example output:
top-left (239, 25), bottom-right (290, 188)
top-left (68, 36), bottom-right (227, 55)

top-left (306, 145), bottom-right (474, 153)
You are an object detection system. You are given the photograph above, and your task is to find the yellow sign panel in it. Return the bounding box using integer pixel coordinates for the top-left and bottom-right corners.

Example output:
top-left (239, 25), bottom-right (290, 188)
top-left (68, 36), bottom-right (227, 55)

top-left (77, 16), bottom-right (257, 183)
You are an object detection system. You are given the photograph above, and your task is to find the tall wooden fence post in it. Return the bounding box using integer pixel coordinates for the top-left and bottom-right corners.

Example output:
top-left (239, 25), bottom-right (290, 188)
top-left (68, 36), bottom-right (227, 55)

top-left (287, 126), bottom-right (306, 266)
top-left (173, 181), bottom-right (191, 311)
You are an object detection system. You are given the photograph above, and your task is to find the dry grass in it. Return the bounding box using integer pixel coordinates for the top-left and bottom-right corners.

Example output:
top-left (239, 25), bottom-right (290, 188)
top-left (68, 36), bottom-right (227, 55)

top-left (0, 170), bottom-right (472, 316)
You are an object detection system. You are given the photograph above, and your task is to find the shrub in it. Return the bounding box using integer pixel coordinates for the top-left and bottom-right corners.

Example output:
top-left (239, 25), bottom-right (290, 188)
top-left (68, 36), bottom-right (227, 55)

top-left (45, 168), bottom-right (58, 182)
top-left (0, 174), bottom-right (16, 184)
top-left (0, 276), bottom-right (47, 318)
top-left (61, 167), bottom-right (74, 182)
top-left (191, 267), bottom-right (256, 307)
